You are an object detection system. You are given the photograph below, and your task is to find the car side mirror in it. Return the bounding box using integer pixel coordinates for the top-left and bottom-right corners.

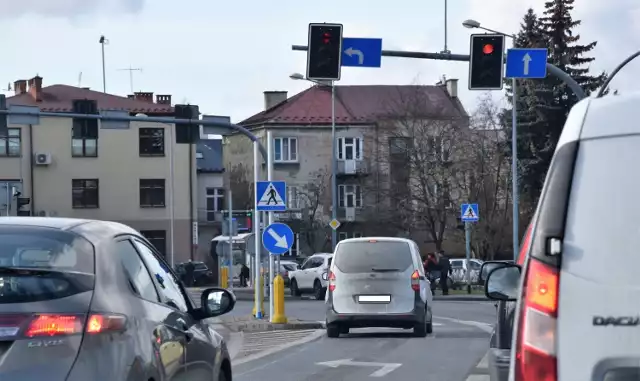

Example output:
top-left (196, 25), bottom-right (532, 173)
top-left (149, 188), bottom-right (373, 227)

top-left (485, 264), bottom-right (521, 301)
top-left (200, 288), bottom-right (236, 318)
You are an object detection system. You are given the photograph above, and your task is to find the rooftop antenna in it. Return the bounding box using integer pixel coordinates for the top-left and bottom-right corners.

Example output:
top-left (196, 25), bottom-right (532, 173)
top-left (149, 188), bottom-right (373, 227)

top-left (78, 72), bottom-right (83, 87)
top-left (118, 66), bottom-right (143, 94)
top-left (440, 0), bottom-right (451, 54)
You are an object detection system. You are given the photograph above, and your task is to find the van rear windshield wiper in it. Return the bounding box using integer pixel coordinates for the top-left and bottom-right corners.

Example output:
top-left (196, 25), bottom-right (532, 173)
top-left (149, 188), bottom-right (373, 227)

top-left (371, 267), bottom-right (400, 272)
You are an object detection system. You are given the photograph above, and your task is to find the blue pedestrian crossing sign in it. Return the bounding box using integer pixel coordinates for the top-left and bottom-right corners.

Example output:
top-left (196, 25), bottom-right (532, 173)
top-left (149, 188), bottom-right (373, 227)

top-left (256, 181), bottom-right (287, 211)
top-left (262, 223), bottom-right (294, 255)
top-left (461, 203), bottom-right (479, 222)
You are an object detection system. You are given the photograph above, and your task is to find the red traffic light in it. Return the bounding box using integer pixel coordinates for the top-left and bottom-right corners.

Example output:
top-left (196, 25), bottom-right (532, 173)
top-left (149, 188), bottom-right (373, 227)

top-left (483, 44), bottom-right (494, 54)
top-left (322, 32), bottom-right (331, 44)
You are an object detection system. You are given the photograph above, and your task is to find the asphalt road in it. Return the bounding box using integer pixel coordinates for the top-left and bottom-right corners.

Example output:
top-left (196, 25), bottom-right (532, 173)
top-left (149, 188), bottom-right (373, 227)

top-left (228, 299), bottom-right (495, 381)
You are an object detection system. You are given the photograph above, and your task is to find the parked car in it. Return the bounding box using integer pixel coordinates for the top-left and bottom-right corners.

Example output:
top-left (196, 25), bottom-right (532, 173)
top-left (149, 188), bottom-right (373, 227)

top-left (175, 261), bottom-right (214, 286)
top-left (0, 217), bottom-right (235, 381)
top-left (325, 237), bottom-right (433, 337)
top-left (449, 258), bottom-right (483, 288)
top-left (279, 260), bottom-right (299, 286)
top-left (289, 253), bottom-right (332, 300)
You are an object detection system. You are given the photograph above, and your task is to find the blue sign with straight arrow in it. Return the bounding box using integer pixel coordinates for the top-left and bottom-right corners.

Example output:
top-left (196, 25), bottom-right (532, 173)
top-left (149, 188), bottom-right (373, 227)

top-left (506, 48), bottom-right (548, 79)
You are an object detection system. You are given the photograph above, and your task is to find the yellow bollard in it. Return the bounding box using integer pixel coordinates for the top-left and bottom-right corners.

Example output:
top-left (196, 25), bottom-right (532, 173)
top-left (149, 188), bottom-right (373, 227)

top-left (271, 275), bottom-right (288, 323)
top-left (252, 274), bottom-right (264, 317)
top-left (220, 267), bottom-right (228, 288)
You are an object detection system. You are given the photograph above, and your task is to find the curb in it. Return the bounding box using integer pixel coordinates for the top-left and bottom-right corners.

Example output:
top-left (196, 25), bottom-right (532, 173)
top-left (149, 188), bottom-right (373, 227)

top-left (433, 295), bottom-right (490, 302)
top-left (227, 320), bottom-right (324, 333)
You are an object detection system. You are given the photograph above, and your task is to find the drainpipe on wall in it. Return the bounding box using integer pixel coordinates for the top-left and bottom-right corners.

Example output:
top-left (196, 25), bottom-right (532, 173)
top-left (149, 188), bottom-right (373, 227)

top-left (189, 142), bottom-right (194, 260)
top-left (28, 124), bottom-right (35, 214)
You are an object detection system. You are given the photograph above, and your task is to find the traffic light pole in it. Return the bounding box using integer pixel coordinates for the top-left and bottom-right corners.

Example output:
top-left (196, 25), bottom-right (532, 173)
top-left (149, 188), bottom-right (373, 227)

top-left (331, 82), bottom-right (338, 250)
top-left (291, 45), bottom-right (587, 99)
top-left (511, 77), bottom-right (519, 260)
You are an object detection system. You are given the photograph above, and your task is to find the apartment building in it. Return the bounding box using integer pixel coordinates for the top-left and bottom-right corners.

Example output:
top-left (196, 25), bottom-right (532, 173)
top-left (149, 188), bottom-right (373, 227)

top-left (226, 81), bottom-right (468, 256)
top-left (0, 76), bottom-right (197, 262)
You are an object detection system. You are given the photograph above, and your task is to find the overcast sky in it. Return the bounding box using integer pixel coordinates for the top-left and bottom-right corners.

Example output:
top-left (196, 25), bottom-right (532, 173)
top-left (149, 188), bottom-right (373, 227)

top-left (1, 0), bottom-right (636, 122)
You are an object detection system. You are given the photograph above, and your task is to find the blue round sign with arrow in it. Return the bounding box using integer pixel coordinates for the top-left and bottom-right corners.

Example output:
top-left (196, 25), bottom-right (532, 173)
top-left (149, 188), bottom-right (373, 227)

top-left (262, 223), bottom-right (294, 255)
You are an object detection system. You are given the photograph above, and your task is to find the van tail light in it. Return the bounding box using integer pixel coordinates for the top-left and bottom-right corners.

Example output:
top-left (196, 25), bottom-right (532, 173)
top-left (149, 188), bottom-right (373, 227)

top-left (19, 313), bottom-right (127, 337)
top-left (515, 258), bottom-right (559, 381)
top-left (411, 270), bottom-right (420, 291)
top-left (328, 271), bottom-right (336, 292)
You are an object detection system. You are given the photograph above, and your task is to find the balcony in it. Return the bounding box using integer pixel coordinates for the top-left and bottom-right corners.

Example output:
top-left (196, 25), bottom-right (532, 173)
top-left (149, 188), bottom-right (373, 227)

top-left (197, 209), bottom-right (223, 225)
top-left (336, 206), bottom-right (368, 222)
top-left (336, 160), bottom-right (368, 177)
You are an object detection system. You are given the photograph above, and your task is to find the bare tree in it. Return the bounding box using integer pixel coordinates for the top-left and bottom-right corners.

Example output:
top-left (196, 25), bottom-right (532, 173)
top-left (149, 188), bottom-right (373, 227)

top-left (374, 86), bottom-right (469, 251)
top-left (227, 163), bottom-right (253, 209)
top-left (295, 168), bottom-right (332, 254)
top-left (450, 94), bottom-right (511, 259)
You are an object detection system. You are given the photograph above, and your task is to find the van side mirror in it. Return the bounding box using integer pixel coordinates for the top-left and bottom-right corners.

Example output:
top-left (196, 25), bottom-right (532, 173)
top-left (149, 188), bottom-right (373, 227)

top-left (479, 261), bottom-right (509, 285)
top-left (484, 264), bottom-right (521, 301)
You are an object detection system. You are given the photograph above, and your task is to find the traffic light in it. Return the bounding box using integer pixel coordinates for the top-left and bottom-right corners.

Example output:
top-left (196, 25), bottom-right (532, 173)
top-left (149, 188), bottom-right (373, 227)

top-left (174, 104), bottom-right (200, 144)
top-left (306, 23), bottom-right (343, 81)
top-left (468, 34), bottom-right (505, 90)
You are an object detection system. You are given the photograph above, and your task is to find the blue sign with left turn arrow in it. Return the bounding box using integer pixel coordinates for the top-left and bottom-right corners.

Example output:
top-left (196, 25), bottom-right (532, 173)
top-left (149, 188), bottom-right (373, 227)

top-left (262, 223), bottom-right (294, 255)
top-left (341, 37), bottom-right (383, 68)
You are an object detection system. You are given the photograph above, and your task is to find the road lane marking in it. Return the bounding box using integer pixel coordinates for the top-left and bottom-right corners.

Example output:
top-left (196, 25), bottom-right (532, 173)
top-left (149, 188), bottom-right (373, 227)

top-left (434, 316), bottom-right (493, 332)
top-left (317, 359), bottom-right (402, 377)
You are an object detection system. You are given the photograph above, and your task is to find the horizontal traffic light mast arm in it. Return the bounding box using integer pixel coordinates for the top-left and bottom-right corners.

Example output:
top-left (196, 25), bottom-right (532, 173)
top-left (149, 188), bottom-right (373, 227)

top-left (291, 45), bottom-right (586, 100)
top-left (0, 108), bottom-right (269, 160)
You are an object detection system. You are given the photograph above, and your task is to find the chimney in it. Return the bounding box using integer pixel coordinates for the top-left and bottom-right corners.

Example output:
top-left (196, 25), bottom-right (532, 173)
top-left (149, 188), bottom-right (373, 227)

top-left (133, 92), bottom-right (153, 103)
top-left (445, 78), bottom-right (458, 98)
top-left (263, 91), bottom-right (288, 110)
top-left (156, 94), bottom-right (172, 105)
top-left (14, 80), bottom-right (27, 95)
top-left (27, 76), bottom-right (43, 101)
top-left (127, 94), bottom-right (135, 99)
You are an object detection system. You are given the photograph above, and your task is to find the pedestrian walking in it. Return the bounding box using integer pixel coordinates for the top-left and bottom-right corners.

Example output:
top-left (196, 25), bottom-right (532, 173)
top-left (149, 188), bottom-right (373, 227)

top-left (437, 251), bottom-right (452, 295)
top-left (184, 259), bottom-right (196, 287)
top-left (240, 264), bottom-right (250, 287)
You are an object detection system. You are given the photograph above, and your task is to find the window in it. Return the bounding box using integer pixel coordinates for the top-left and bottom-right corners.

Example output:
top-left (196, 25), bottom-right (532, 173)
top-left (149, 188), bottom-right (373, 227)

top-left (139, 128), bottom-right (165, 156)
top-left (337, 137), bottom-right (363, 160)
top-left (334, 241), bottom-right (413, 273)
top-left (140, 179), bottom-right (166, 207)
top-left (288, 186), bottom-right (301, 209)
top-left (140, 230), bottom-right (167, 258)
top-left (132, 239), bottom-right (189, 312)
top-left (115, 240), bottom-right (159, 302)
top-left (0, 128), bottom-right (21, 157)
top-left (206, 188), bottom-right (225, 221)
top-left (338, 185), bottom-right (362, 208)
top-left (338, 232), bottom-right (363, 241)
top-left (72, 121), bottom-right (98, 157)
top-left (389, 137), bottom-right (409, 156)
top-left (274, 137), bottom-right (298, 162)
top-left (72, 179), bottom-right (99, 208)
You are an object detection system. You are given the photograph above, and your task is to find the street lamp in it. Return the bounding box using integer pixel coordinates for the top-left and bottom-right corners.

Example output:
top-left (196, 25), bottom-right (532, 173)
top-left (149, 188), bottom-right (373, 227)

top-left (290, 72), bottom-right (338, 251)
top-left (462, 20), bottom-right (520, 260)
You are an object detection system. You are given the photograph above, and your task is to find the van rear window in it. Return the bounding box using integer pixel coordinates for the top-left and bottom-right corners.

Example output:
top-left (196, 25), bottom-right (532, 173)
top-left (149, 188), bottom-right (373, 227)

top-left (334, 241), bottom-right (413, 273)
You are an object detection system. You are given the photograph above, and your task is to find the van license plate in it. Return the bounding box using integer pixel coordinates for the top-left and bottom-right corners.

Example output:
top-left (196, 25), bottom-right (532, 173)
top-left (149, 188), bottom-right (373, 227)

top-left (358, 295), bottom-right (391, 303)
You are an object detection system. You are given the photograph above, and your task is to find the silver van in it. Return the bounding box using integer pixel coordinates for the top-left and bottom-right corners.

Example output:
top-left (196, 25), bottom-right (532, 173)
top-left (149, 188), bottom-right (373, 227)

top-left (325, 237), bottom-right (433, 337)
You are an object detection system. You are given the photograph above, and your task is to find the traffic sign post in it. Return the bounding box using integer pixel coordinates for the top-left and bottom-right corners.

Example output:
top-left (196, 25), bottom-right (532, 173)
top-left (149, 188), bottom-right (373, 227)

top-left (460, 203), bottom-right (479, 294)
top-left (341, 38), bottom-right (382, 68)
top-left (506, 48), bottom-right (548, 78)
top-left (256, 181), bottom-right (287, 212)
top-left (262, 223), bottom-right (295, 255)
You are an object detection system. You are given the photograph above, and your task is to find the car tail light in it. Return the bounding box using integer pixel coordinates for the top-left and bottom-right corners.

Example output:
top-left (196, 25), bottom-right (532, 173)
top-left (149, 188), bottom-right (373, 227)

top-left (411, 270), bottom-right (420, 291)
top-left (328, 271), bottom-right (336, 291)
top-left (22, 313), bottom-right (127, 337)
top-left (515, 257), bottom-right (559, 381)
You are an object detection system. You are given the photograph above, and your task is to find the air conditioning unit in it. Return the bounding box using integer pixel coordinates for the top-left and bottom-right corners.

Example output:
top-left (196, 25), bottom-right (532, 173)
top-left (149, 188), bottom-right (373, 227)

top-left (34, 153), bottom-right (52, 165)
top-left (344, 160), bottom-right (357, 174)
top-left (345, 207), bottom-right (356, 222)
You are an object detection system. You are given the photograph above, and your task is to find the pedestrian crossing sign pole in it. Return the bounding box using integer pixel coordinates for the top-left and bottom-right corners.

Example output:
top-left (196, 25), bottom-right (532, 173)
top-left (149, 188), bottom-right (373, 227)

top-left (460, 203), bottom-right (479, 295)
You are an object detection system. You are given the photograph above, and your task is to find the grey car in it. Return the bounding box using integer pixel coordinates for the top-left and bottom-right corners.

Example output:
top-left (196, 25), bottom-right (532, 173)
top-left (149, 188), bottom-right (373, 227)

top-left (325, 237), bottom-right (434, 338)
top-left (0, 217), bottom-right (235, 381)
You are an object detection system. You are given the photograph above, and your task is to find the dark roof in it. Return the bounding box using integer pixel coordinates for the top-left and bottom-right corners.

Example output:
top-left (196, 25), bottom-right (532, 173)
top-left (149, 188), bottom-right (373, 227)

top-left (7, 85), bottom-right (173, 114)
top-left (240, 85), bottom-right (468, 126)
top-left (197, 139), bottom-right (224, 173)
